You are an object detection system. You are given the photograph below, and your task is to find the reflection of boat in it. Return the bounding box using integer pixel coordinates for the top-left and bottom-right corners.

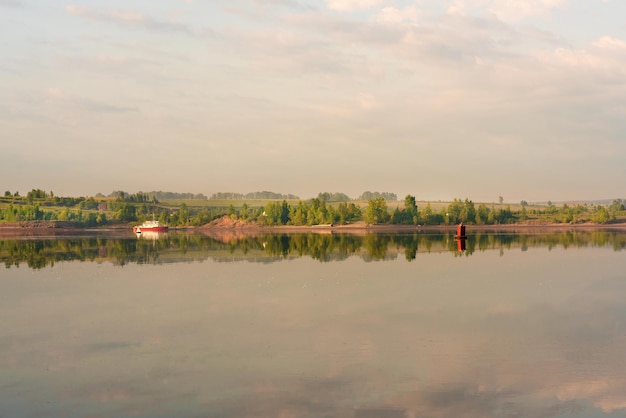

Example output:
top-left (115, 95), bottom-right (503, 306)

top-left (133, 220), bottom-right (168, 233)
top-left (136, 231), bottom-right (165, 240)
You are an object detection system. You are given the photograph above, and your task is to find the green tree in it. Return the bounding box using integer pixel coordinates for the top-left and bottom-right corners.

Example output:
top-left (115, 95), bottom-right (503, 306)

top-left (593, 206), bottom-right (610, 224)
top-left (97, 213), bottom-right (108, 225)
top-left (158, 211), bottom-right (170, 225)
top-left (460, 199), bottom-right (476, 224)
top-left (262, 201), bottom-right (282, 225)
top-left (561, 204), bottom-right (574, 223)
top-left (280, 200), bottom-right (290, 225)
top-left (364, 197), bottom-right (390, 224)
top-left (421, 203), bottom-right (433, 224)
top-left (290, 201), bottom-right (308, 225)
top-left (179, 203), bottom-right (189, 225)
top-left (116, 203), bottom-right (137, 222)
top-left (476, 203), bottom-right (489, 225)
top-left (446, 199), bottom-right (463, 224)
top-left (240, 203), bottom-right (250, 220)
top-left (228, 204), bottom-right (237, 220)
top-left (404, 194), bottom-right (419, 224)
top-left (610, 199), bottom-right (624, 220)
top-left (497, 205), bottom-right (514, 224)
top-left (317, 192), bottom-right (351, 202)
top-left (487, 207), bottom-right (496, 224)
top-left (391, 207), bottom-right (402, 224)
top-left (334, 202), bottom-right (360, 225)
top-left (306, 198), bottom-right (330, 225)
top-left (58, 207), bottom-right (72, 221)
top-left (520, 206), bottom-right (528, 221)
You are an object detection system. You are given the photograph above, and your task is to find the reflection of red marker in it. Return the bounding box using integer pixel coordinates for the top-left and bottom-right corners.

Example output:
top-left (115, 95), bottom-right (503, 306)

top-left (456, 238), bottom-right (466, 252)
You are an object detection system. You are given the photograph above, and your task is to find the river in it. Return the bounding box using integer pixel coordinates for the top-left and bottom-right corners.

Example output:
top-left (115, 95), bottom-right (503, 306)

top-left (1, 230), bottom-right (625, 417)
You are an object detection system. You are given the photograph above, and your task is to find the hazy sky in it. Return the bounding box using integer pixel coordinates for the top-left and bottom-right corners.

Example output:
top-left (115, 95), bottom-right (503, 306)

top-left (1, 0), bottom-right (625, 202)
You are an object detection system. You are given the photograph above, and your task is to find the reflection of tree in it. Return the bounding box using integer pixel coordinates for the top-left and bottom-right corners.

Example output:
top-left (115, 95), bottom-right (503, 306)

top-left (1, 231), bottom-right (625, 269)
top-left (363, 235), bottom-right (391, 261)
top-left (395, 233), bottom-right (419, 261)
top-left (262, 234), bottom-right (362, 262)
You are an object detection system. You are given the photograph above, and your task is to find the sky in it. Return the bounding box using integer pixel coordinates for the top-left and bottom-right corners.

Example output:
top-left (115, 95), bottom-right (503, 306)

top-left (1, 0), bottom-right (625, 203)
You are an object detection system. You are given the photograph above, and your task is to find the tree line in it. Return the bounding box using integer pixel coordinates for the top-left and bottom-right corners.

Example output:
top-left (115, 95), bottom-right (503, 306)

top-left (210, 191), bottom-right (398, 202)
top-left (100, 191), bottom-right (207, 200)
top-left (211, 191), bottom-right (300, 200)
top-left (249, 196), bottom-right (624, 226)
top-left (1, 189), bottom-right (624, 227)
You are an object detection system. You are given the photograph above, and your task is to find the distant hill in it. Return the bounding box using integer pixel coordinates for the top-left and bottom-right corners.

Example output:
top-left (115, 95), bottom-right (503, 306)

top-left (102, 191), bottom-right (207, 200)
top-left (210, 191), bottom-right (300, 200)
top-left (534, 198), bottom-right (625, 206)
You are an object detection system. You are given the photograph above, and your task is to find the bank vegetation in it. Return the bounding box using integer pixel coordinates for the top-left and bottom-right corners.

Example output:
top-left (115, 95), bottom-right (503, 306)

top-left (0, 189), bottom-right (624, 228)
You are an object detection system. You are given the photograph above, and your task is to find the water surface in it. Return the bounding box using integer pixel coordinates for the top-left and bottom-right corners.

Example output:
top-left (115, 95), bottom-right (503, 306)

top-left (1, 231), bottom-right (626, 417)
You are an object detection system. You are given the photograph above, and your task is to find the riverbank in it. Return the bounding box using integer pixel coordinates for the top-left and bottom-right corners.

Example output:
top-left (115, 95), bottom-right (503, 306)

top-left (1, 219), bottom-right (625, 238)
top-left (193, 218), bottom-right (626, 242)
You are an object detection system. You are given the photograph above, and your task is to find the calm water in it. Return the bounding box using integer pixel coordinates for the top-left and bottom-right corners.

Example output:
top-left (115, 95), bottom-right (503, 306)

top-left (1, 231), bottom-right (626, 418)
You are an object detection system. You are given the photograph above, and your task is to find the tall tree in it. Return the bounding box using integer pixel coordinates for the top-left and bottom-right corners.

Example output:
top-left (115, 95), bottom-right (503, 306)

top-left (461, 199), bottom-right (476, 224)
top-left (364, 198), bottom-right (390, 224)
top-left (446, 199), bottom-right (463, 224)
top-left (476, 203), bottom-right (489, 225)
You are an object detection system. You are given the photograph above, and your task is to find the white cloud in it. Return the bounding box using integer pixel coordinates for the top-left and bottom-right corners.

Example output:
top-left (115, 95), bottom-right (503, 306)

top-left (325, 0), bottom-right (386, 12)
top-left (375, 6), bottom-right (420, 24)
top-left (45, 87), bottom-right (65, 100)
top-left (0, 0), bottom-right (23, 7)
top-left (448, 0), bottom-right (568, 22)
top-left (593, 35), bottom-right (626, 51)
top-left (65, 5), bottom-right (205, 36)
top-left (357, 93), bottom-right (380, 109)
top-left (550, 378), bottom-right (626, 413)
top-left (65, 5), bottom-right (147, 23)
top-left (549, 36), bottom-right (626, 78)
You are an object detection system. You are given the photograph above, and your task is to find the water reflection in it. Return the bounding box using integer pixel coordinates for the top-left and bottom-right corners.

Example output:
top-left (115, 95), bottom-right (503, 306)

top-left (2, 232), bottom-right (626, 417)
top-left (1, 230), bottom-right (625, 269)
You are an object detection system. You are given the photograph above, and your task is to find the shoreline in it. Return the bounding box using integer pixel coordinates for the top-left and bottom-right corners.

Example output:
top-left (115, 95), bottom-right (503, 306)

top-left (0, 220), bottom-right (625, 238)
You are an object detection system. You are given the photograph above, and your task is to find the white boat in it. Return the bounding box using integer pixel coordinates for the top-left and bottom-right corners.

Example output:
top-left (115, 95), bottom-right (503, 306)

top-left (133, 219), bottom-right (168, 233)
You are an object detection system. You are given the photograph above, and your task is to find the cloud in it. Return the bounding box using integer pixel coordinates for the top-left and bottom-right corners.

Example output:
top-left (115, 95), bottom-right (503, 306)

top-left (79, 99), bottom-right (139, 114)
top-left (375, 6), bottom-right (421, 24)
top-left (550, 379), bottom-right (626, 413)
top-left (490, 0), bottom-right (568, 21)
top-left (449, 0), bottom-right (568, 22)
top-left (206, 2), bottom-right (625, 174)
top-left (4, 0), bottom-right (624, 199)
top-left (244, 0), bottom-right (313, 9)
top-left (325, 0), bottom-right (387, 12)
top-left (65, 5), bottom-right (215, 37)
top-left (357, 93), bottom-right (380, 109)
top-left (44, 87), bottom-right (138, 114)
top-left (45, 87), bottom-right (65, 100)
top-left (0, 0), bottom-right (23, 7)
top-left (544, 35), bottom-right (626, 85)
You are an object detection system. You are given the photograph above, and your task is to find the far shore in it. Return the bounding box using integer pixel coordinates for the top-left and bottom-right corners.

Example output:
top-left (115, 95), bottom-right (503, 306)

top-left (196, 220), bottom-right (626, 237)
top-left (233, 221), bottom-right (626, 232)
top-left (1, 219), bottom-right (625, 238)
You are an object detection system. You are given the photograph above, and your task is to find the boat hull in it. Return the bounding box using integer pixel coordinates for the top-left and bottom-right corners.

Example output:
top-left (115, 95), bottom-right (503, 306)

top-left (133, 226), bottom-right (169, 233)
